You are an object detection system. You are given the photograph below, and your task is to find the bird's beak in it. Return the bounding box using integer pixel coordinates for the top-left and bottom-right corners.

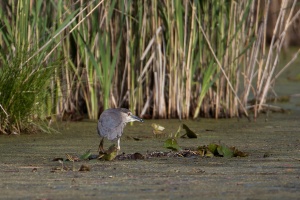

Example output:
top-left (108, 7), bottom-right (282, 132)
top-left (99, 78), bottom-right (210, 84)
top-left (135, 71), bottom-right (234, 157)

top-left (131, 115), bottom-right (144, 122)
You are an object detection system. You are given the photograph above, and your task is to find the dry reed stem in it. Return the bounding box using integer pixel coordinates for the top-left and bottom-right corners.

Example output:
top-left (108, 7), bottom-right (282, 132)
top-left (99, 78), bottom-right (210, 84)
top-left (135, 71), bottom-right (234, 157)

top-left (197, 18), bottom-right (249, 119)
top-left (271, 49), bottom-right (300, 84)
top-left (257, 0), bottom-right (297, 115)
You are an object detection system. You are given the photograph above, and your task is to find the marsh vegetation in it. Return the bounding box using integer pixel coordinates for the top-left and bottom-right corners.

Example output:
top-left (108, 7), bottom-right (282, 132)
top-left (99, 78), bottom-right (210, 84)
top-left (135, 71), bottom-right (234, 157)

top-left (0, 0), bottom-right (299, 134)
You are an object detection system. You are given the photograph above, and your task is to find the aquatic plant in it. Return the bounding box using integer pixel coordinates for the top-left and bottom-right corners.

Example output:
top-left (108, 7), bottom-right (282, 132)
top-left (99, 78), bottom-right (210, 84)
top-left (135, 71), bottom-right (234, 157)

top-left (0, 0), bottom-right (299, 133)
top-left (0, 49), bottom-right (58, 134)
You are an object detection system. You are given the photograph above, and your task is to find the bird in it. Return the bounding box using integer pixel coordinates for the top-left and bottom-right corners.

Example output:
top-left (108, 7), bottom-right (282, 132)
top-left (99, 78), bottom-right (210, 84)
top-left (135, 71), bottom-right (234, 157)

top-left (97, 108), bottom-right (144, 151)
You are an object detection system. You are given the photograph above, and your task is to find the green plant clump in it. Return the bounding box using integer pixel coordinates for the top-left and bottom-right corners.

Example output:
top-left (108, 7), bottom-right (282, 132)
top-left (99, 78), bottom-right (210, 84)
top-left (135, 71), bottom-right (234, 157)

top-left (0, 50), bottom-right (57, 134)
top-left (0, 0), bottom-right (298, 123)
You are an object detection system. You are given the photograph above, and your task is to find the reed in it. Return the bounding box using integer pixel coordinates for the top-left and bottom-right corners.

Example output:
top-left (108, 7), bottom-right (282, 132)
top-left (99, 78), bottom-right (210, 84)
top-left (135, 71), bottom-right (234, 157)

top-left (0, 0), bottom-right (69, 133)
top-left (0, 0), bottom-right (299, 134)
top-left (245, 0), bottom-right (300, 118)
top-left (0, 48), bottom-right (59, 134)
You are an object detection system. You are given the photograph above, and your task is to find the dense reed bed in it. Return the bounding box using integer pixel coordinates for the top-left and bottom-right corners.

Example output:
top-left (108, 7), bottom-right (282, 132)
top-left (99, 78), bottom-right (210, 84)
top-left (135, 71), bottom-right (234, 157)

top-left (0, 0), bottom-right (299, 134)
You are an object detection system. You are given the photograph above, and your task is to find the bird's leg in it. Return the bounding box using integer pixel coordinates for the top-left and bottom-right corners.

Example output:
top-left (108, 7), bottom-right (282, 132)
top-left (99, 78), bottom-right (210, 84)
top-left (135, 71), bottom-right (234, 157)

top-left (117, 138), bottom-right (121, 151)
top-left (98, 137), bottom-right (105, 154)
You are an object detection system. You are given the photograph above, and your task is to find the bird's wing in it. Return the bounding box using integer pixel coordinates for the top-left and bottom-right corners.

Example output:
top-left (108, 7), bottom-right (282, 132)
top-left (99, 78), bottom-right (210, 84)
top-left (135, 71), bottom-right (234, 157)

top-left (98, 110), bottom-right (123, 140)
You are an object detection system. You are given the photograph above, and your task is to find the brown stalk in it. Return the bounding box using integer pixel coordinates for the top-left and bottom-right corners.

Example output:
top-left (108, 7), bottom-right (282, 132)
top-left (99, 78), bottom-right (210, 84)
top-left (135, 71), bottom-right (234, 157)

top-left (257, 0), bottom-right (296, 114)
top-left (197, 17), bottom-right (249, 119)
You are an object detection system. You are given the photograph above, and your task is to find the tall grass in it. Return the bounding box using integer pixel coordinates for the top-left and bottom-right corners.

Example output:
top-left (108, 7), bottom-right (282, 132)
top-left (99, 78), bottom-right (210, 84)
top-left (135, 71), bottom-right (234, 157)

top-left (0, 0), bottom-right (67, 134)
top-left (0, 0), bottom-right (299, 134)
top-left (252, 0), bottom-right (300, 118)
top-left (0, 49), bottom-right (59, 134)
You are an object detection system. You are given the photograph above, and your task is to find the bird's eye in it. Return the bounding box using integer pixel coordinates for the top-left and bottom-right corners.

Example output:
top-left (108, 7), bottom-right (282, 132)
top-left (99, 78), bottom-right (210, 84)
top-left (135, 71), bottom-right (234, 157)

top-left (127, 112), bottom-right (131, 116)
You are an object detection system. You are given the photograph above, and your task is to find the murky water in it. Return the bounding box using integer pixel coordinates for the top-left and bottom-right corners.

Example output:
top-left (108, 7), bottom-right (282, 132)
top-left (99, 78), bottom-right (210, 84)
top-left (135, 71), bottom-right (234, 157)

top-left (1, 113), bottom-right (300, 199)
top-left (0, 57), bottom-right (300, 199)
top-left (273, 52), bottom-right (300, 113)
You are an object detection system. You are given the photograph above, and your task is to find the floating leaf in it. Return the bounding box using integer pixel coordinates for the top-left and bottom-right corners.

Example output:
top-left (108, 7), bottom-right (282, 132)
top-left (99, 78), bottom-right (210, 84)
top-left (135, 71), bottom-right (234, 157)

top-left (197, 146), bottom-right (205, 155)
top-left (205, 150), bottom-right (214, 158)
top-left (163, 138), bottom-right (182, 151)
top-left (65, 154), bottom-right (77, 171)
top-left (99, 144), bottom-right (118, 161)
top-left (204, 143), bottom-right (248, 158)
top-left (152, 123), bottom-right (166, 137)
top-left (182, 124), bottom-right (197, 138)
top-left (65, 154), bottom-right (79, 162)
top-left (197, 145), bottom-right (215, 157)
top-left (217, 145), bottom-right (234, 158)
top-left (231, 146), bottom-right (248, 157)
top-left (151, 123), bottom-right (165, 131)
top-left (79, 164), bottom-right (90, 172)
top-left (207, 143), bottom-right (218, 155)
top-left (80, 149), bottom-right (92, 160)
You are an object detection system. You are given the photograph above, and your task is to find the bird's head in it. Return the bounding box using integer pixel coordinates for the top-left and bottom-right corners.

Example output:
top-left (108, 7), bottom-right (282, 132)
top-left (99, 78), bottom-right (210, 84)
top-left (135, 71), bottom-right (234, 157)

top-left (119, 108), bottom-right (144, 123)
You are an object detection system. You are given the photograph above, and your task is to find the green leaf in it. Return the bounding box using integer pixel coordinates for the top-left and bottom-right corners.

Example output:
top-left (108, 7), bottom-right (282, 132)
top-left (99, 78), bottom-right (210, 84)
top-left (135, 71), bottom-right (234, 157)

top-left (163, 138), bottom-right (182, 151)
top-left (217, 145), bottom-right (234, 158)
top-left (205, 150), bottom-right (214, 158)
top-left (182, 124), bottom-right (197, 138)
top-left (208, 143), bottom-right (218, 155)
top-left (99, 144), bottom-right (118, 161)
top-left (79, 149), bottom-right (92, 160)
